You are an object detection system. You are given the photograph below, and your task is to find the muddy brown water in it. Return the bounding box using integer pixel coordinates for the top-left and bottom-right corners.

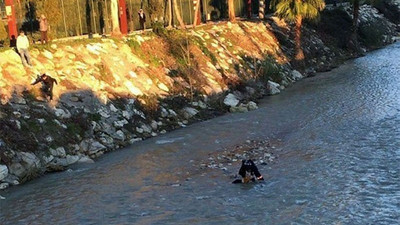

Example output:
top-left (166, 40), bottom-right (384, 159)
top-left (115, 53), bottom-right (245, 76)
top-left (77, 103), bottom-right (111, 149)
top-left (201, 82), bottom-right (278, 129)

top-left (1, 43), bottom-right (400, 225)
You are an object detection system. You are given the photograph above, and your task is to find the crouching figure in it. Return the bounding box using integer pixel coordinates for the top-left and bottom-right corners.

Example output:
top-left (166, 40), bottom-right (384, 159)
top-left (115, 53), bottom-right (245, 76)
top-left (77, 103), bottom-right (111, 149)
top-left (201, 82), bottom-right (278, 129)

top-left (31, 73), bottom-right (58, 100)
top-left (233, 159), bottom-right (264, 184)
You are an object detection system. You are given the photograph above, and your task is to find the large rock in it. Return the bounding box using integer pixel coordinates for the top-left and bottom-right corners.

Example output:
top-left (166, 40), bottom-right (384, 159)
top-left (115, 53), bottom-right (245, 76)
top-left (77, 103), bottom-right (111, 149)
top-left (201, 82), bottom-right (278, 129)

top-left (291, 70), bottom-right (303, 81)
top-left (247, 101), bottom-right (258, 111)
top-left (0, 165), bottom-right (8, 181)
top-left (19, 152), bottom-right (41, 169)
top-left (50, 147), bottom-right (66, 158)
top-left (230, 104), bottom-right (249, 113)
top-left (224, 94), bottom-right (240, 107)
top-left (183, 107), bottom-right (199, 119)
top-left (266, 81), bottom-right (281, 95)
top-left (54, 108), bottom-right (71, 119)
top-left (80, 139), bottom-right (107, 155)
top-left (8, 162), bottom-right (26, 178)
top-left (113, 119), bottom-right (129, 128)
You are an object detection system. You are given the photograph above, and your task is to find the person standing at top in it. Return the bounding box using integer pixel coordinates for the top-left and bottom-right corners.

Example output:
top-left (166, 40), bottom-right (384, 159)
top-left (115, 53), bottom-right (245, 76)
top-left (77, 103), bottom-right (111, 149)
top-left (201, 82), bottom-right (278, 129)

top-left (138, 9), bottom-right (146, 31)
top-left (39, 14), bottom-right (49, 44)
top-left (16, 30), bottom-right (32, 67)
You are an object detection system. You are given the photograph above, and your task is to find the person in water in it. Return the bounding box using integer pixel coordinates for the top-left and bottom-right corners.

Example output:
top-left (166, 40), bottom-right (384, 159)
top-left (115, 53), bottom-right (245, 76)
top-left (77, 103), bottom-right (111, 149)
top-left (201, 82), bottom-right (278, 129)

top-left (31, 73), bottom-right (58, 100)
top-left (233, 159), bottom-right (264, 183)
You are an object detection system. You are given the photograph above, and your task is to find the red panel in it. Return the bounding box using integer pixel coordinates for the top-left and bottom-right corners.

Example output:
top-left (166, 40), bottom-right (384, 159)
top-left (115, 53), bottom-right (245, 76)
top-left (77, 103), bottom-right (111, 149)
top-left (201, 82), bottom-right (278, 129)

top-left (118, 0), bottom-right (128, 35)
top-left (5, 0), bottom-right (17, 39)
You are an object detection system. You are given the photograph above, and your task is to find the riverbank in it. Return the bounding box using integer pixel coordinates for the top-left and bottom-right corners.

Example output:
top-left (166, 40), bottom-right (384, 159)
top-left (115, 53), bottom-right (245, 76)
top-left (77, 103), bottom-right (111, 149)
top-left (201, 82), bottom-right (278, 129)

top-left (0, 4), bottom-right (399, 191)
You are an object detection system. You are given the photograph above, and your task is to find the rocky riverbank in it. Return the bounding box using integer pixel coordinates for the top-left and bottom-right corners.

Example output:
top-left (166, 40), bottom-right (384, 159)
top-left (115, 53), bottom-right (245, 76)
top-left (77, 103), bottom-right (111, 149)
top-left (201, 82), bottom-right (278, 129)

top-left (0, 4), bottom-right (399, 191)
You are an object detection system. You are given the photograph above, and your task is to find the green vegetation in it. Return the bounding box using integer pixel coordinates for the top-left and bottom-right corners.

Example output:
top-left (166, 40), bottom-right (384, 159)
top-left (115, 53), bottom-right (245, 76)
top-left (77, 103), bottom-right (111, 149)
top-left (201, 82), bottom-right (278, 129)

top-left (271, 0), bottom-right (325, 61)
top-left (311, 8), bottom-right (353, 49)
top-left (359, 23), bottom-right (387, 48)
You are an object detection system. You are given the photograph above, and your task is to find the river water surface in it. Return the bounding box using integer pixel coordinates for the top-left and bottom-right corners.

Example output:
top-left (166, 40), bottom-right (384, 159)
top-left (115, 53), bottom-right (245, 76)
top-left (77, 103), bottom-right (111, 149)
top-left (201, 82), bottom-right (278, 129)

top-left (1, 43), bottom-right (400, 225)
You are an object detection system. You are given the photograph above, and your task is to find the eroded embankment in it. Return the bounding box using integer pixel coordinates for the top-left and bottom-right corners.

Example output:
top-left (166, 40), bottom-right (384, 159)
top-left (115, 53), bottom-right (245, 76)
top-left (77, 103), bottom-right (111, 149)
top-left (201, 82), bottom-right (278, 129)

top-left (0, 4), bottom-right (398, 191)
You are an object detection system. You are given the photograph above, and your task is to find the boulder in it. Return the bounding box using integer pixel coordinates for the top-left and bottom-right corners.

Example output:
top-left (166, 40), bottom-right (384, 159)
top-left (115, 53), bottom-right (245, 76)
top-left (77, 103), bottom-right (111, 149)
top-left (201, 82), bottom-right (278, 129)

top-left (0, 164), bottom-right (8, 181)
top-left (50, 147), bottom-right (66, 158)
top-left (247, 101), bottom-right (258, 111)
top-left (113, 130), bottom-right (126, 141)
top-left (80, 139), bottom-right (107, 155)
top-left (266, 81), bottom-right (281, 95)
top-left (230, 104), bottom-right (249, 113)
top-left (224, 94), bottom-right (240, 107)
top-left (8, 162), bottom-right (26, 178)
top-left (54, 108), bottom-right (71, 119)
top-left (113, 119), bottom-right (129, 128)
top-left (77, 156), bottom-right (95, 164)
top-left (19, 152), bottom-right (41, 169)
top-left (183, 107), bottom-right (199, 119)
top-left (0, 183), bottom-right (9, 190)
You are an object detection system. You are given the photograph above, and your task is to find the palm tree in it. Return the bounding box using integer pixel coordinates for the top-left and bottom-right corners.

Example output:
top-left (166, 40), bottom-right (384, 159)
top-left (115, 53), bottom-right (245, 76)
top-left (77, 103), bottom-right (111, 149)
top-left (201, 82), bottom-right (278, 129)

top-left (228, 0), bottom-right (236, 22)
top-left (271, 0), bottom-right (325, 61)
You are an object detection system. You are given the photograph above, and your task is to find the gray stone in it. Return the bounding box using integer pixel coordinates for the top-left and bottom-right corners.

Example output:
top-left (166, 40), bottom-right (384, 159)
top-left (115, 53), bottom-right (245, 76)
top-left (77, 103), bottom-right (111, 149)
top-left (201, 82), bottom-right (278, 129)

top-left (37, 118), bottom-right (46, 124)
top-left (19, 152), bottom-right (40, 169)
top-left (98, 108), bottom-right (110, 118)
top-left (80, 139), bottom-right (107, 155)
top-left (109, 104), bottom-right (118, 112)
top-left (230, 105), bottom-right (248, 113)
top-left (247, 101), bottom-right (258, 111)
top-left (0, 183), bottom-right (9, 190)
top-left (150, 120), bottom-right (158, 130)
top-left (129, 138), bottom-right (142, 144)
top-left (9, 163), bottom-right (25, 178)
top-left (136, 127), bottom-right (144, 133)
top-left (42, 155), bottom-right (54, 164)
top-left (113, 119), bottom-right (129, 128)
top-left (78, 156), bottom-right (95, 164)
top-left (2, 174), bottom-right (19, 185)
top-left (114, 130), bottom-right (126, 141)
top-left (183, 107), bottom-right (199, 119)
top-left (0, 165), bottom-right (8, 181)
top-left (54, 108), bottom-right (71, 119)
top-left (266, 81), bottom-right (281, 95)
top-left (141, 124), bottom-right (152, 133)
top-left (224, 93), bottom-right (239, 107)
top-left (65, 155), bottom-right (80, 165)
top-left (45, 136), bottom-right (54, 143)
top-left (50, 147), bottom-right (66, 158)
top-left (99, 134), bottom-right (114, 147)
top-left (168, 109), bottom-right (177, 117)
top-left (122, 110), bottom-right (132, 119)
top-left (161, 108), bottom-right (169, 118)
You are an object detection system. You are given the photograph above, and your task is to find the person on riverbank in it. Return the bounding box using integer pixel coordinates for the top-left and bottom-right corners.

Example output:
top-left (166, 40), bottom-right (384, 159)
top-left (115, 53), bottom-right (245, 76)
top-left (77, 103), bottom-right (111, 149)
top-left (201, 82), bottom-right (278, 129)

top-left (31, 73), bottom-right (58, 100)
top-left (39, 14), bottom-right (49, 44)
top-left (138, 9), bottom-right (146, 32)
top-left (232, 159), bottom-right (264, 183)
top-left (16, 30), bottom-right (32, 67)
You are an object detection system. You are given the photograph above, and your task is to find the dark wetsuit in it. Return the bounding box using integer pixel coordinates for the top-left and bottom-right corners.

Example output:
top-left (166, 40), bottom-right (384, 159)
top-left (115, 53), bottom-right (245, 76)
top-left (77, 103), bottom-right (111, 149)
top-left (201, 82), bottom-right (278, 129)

top-left (31, 74), bottom-right (58, 100)
top-left (233, 159), bottom-right (264, 183)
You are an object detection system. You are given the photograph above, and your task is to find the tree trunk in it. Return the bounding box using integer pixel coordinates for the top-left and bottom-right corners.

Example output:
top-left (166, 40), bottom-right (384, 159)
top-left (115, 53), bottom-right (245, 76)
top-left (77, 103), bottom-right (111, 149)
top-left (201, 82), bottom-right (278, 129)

top-left (111, 0), bottom-right (121, 36)
top-left (350, 0), bottom-right (360, 51)
top-left (172, 0), bottom-right (185, 29)
top-left (193, 0), bottom-right (201, 27)
top-left (228, 0), bottom-right (235, 22)
top-left (294, 15), bottom-right (304, 61)
top-left (167, 0), bottom-right (173, 28)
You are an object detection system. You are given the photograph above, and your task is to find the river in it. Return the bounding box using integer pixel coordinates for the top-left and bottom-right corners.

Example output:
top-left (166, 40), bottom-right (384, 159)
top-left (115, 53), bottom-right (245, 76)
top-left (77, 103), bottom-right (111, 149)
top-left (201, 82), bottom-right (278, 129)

top-left (1, 43), bottom-right (400, 225)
